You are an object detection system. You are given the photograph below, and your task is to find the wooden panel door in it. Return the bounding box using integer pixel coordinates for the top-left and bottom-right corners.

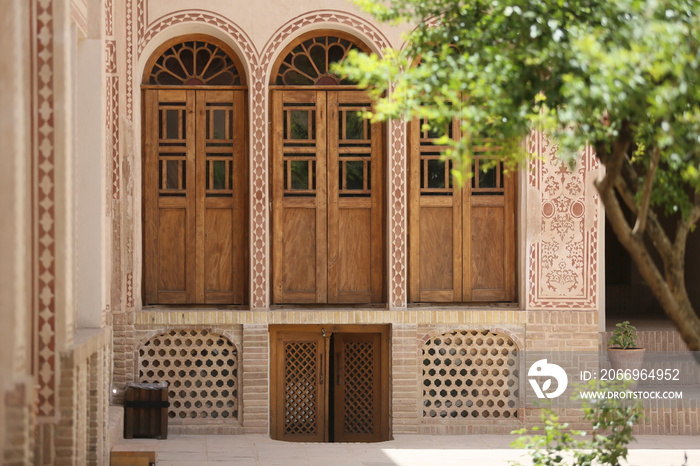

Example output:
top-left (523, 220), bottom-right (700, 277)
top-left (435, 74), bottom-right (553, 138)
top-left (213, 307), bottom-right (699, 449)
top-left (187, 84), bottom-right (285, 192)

top-left (270, 325), bottom-right (390, 443)
top-left (144, 89), bottom-right (196, 304)
top-left (195, 90), bottom-right (247, 303)
top-left (328, 91), bottom-right (384, 303)
top-left (270, 328), bottom-right (328, 442)
top-left (144, 89), bottom-right (247, 304)
top-left (408, 118), bottom-right (462, 302)
top-left (466, 151), bottom-right (515, 301)
top-left (272, 90), bottom-right (384, 304)
top-left (332, 332), bottom-right (382, 442)
top-left (408, 119), bottom-right (515, 303)
top-left (272, 91), bottom-right (328, 303)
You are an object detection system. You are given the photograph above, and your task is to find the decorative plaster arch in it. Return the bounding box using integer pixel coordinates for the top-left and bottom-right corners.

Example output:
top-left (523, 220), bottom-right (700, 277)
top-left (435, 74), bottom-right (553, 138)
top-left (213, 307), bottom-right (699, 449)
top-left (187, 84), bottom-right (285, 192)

top-left (260, 9), bottom-right (391, 79)
top-left (137, 12), bottom-right (258, 85)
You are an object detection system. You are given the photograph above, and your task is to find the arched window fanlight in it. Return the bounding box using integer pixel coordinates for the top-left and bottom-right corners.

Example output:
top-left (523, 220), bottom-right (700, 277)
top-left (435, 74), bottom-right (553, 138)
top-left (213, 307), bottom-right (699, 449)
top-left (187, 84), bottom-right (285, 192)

top-left (147, 39), bottom-right (243, 86)
top-left (273, 32), bottom-right (369, 85)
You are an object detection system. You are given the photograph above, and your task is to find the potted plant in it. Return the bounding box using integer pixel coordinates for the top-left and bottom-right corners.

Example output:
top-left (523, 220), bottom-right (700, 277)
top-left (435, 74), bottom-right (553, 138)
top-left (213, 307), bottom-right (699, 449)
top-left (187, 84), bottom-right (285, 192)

top-left (607, 321), bottom-right (645, 375)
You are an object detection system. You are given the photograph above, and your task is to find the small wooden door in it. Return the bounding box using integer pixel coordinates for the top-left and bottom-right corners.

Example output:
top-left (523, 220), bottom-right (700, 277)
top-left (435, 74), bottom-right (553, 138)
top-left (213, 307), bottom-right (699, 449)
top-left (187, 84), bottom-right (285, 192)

top-left (331, 332), bottom-right (382, 442)
top-left (408, 118), bottom-right (516, 302)
top-left (143, 89), bottom-right (247, 304)
top-left (270, 325), bottom-right (389, 443)
top-left (271, 329), bottom-right (328, 442)
top-left (272, 90), bottom-right (384, 304)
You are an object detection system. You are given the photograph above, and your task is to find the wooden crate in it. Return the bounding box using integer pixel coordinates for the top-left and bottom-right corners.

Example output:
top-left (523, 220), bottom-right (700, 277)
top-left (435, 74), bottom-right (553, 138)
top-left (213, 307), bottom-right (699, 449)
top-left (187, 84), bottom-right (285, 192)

top-left (123, 382), bottom-right (169, 439)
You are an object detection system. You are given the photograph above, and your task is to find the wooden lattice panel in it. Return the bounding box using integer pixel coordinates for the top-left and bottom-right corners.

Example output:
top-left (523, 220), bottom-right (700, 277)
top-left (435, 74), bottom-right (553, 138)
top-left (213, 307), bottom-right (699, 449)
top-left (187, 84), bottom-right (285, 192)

top-left (283, 341), bottom-right (319, 435)
top-left (343, 341), bottom-right (375, 434)
top-left (422, 330), bottom-right (519, 419)
top-left (139, 330), bottom-right (238, 422)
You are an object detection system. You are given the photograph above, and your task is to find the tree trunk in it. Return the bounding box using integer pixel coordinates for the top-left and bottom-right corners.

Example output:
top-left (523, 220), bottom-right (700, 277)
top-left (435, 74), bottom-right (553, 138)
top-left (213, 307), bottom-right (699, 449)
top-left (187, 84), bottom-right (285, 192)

top-left (595, 145), bottom-right (700, 358)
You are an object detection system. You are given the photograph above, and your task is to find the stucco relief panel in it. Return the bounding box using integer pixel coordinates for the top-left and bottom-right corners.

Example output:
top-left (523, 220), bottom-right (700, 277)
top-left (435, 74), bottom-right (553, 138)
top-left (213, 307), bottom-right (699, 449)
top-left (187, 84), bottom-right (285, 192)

top-left (527, 131), bottom-right (599, 310)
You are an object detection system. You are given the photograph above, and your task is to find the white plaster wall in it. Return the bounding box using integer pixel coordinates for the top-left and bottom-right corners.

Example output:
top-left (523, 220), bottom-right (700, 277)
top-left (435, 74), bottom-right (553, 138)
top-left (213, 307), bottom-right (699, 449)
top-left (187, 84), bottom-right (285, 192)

top-left (53, 0), bottom-right (78, 350)
top-left (0, 0), bottom-right (31, 382)
top-left (76, 37), bottom-right (107, 328)
top-left (146, 0), bottom-right (408, 51)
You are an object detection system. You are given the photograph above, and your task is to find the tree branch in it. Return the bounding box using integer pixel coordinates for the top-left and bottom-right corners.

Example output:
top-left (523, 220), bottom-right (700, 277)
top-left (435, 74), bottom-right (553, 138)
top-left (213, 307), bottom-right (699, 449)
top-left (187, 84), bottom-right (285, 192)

top-left (673, 202), bottom-right (700, 266)
top-left (615, 159), bottom-right (675, 263)
top-left (632, 146), bottom-right (660, 237)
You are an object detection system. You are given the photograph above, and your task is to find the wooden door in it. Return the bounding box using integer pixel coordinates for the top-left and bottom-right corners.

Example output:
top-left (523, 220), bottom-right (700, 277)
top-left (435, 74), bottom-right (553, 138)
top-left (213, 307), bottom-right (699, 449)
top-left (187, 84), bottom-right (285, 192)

top-left (328, 91), bottom-right (383, 303)
top-left (144, 89), bottom-right (196, 304)
top-left (196, 90), bottom-right (247, 303)
top-left (270, 327), bottom-right (329, 442)
top-left (270, 325), bottom-right (390, 443)
top-left (408, 118), bottom-right (462, 302)
top-left (272, 91), bottom-right (328, 303)
top-left (408, 118), bottom-right (515, 302)
top-left (144, 89), bottom-right (247, 304)
top-left (272, 90), bottom-right (383, 304)
top-left (332, 332), bottom-right (383, 442)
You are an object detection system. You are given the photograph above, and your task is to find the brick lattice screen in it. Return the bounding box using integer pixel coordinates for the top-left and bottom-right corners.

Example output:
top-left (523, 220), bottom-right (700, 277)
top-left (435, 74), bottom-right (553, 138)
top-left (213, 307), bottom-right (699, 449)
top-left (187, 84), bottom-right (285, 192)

top-left (139, 330), bottom-right (238, 422)
top-left (422, 330), bottom-right (519, 419)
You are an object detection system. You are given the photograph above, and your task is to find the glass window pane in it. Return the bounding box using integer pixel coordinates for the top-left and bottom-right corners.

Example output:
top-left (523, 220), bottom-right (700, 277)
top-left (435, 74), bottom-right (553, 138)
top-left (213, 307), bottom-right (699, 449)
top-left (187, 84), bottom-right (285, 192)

top-left (213, 110), bottom-right (227, 139)
top-left (289, 110), bottom-right (311, 140)
top-left (166, 110), bottom-right (180, 139)
top-left (328, 44), bottom-right (345, 65)
top-left (309, 44), bottom-right (326, 75)
top-left (479, 163), bottom-right (497, 188)
top-left (345, 161), bottom-right (364, 189)
top-left (427, 160), bottom-right (446, 189)
top-left (293, 54), bottom-right (317, 80)
top-left (166, 160), bottom-right (180, 189)
top-left (290, 160), bottom-right (309, 190)
top-left (213, 160), bottom-right (226, 189)
top-left (344, 111), bottom-right (365, 139)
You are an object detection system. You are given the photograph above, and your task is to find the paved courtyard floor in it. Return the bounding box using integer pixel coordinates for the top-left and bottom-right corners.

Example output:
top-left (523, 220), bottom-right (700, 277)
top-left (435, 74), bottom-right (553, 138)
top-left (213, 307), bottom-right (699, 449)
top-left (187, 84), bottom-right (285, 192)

top-left (113, 434), bottom-right (700, 465)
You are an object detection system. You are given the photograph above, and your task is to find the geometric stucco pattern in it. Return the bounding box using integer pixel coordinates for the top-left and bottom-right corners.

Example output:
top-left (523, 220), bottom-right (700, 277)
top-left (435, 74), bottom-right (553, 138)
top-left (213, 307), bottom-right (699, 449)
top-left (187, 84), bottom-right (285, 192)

top-left (106, 0), bottom-right (119, 200)
top-left (125, 0), bottom-right (134, 122)
top-left (527, 131), bottom-right (599, 310)
top-left (32, 0), bottom-right (57, 417)
top-left (389, 117), bottom-right (407, 309)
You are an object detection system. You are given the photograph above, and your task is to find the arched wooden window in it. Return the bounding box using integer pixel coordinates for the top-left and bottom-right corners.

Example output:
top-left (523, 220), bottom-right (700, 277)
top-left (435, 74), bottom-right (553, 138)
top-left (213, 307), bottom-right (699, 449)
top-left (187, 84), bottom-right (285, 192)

top-left (272, 33), bottom-right (367, 85)
top-left (270, 31), bottom-right (384, 304)
top-left (142, 36), bottom-right (248, 305)
top-left (146, 39), bottom-right (244, 86)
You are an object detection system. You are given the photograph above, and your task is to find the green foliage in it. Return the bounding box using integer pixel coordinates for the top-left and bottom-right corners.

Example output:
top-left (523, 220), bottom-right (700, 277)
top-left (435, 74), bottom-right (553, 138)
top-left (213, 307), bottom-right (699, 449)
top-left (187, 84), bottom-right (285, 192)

top-left (510, 381), bottom-right (644, 466)
top-left (336, 0), bottom-right (700, 218)
top-left (607, 321), bottom-right (639, 349)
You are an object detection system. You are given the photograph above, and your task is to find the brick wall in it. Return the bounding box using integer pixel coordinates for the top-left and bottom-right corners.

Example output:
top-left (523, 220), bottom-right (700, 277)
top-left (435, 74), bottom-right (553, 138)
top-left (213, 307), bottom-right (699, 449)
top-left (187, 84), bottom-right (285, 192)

top-left (391, 324), bottom-right (419, 434)
top-left (114, 309), bottom-right (700, 436)
top-left (242, 324), bottom-right (269, 434)
top-left (3, 382), bottom-right (34, 466)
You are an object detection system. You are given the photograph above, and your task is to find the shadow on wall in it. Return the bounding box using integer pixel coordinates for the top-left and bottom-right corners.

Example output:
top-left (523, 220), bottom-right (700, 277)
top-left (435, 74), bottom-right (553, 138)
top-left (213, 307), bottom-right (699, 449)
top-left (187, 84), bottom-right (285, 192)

top-left (605, 214), bottom-right (700, 324)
